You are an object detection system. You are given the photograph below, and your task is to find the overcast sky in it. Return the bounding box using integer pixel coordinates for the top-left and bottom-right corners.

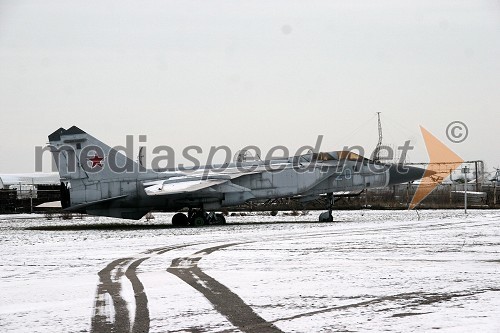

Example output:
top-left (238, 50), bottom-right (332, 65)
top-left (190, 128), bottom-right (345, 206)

top-left (1, 0), bottom-right (499, 173)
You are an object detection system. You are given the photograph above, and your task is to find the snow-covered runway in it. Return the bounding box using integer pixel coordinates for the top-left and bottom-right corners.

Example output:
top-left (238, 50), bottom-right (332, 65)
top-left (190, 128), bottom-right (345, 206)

top-left (1, 210), bottom-right (499, 332)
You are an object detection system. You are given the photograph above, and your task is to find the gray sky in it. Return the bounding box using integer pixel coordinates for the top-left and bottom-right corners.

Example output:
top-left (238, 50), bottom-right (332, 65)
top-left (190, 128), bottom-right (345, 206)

top-left (1, 0), bottom-right (499, 173)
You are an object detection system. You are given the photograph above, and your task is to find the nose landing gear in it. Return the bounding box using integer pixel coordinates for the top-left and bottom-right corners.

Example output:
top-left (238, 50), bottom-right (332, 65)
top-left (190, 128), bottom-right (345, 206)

top-left (318, 193), bottom-right (334, 222)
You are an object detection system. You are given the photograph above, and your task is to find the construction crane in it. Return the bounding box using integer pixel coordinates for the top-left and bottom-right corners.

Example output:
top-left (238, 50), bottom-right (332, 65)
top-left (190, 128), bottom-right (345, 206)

top-left (373, 112), bottom-right (383, 162)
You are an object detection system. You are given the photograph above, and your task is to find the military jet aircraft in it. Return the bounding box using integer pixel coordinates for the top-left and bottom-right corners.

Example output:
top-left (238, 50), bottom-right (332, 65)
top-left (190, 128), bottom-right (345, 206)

top-left (48, 126), bottom-right (426, 225)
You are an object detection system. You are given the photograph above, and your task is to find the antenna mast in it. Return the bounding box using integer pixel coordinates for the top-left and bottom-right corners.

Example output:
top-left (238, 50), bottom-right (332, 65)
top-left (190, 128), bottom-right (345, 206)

top-left (374, 112), bottom-right (383, 162)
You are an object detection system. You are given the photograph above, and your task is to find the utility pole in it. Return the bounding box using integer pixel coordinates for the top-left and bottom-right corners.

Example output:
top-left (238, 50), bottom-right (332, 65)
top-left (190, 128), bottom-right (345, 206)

top-left (30, 178), bottom-right (34, 214)
top-left (374, 112), bottom-right (383, 162)
top-left (494, 180), bottom-right (497, 207)
top-left (462, 165), bottom-right (469, 214)
top-left (494, 168), bottom-right (499, 207)
top-left (474, 161), bottom-right (479, 192)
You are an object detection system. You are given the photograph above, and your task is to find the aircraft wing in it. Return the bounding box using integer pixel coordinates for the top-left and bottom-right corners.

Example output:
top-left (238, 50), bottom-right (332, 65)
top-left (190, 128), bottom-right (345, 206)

top-left (143, 169), bottom-right (264, 196)
top-left (144, 178), bottom-right (228, 196)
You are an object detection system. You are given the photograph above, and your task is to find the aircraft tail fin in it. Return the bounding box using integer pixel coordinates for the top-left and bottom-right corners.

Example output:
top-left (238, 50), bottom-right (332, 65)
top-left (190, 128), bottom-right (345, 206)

top-left (48, 126), bottom-right (140, 182)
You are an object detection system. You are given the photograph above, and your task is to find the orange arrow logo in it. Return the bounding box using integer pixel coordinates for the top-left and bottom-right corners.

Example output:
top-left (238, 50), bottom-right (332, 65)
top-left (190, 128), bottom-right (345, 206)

top-left (409, 126), bottom-right (464, 209)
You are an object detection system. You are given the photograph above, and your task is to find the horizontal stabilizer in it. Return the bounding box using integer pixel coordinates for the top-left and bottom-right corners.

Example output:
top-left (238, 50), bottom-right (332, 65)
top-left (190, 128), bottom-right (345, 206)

top-left (63, 195), bottom-right (128, 212)
top-left (35, 201), bottom-right (62, 208)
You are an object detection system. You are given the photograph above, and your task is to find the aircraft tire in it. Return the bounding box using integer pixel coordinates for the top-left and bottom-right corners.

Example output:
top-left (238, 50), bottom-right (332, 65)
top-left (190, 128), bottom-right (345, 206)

top-left (191, 215), bottom-right (205, 227)
top-left (172, 213), bottom-right (189, 226)
top-left (215, 213), bottom-right (226, 224)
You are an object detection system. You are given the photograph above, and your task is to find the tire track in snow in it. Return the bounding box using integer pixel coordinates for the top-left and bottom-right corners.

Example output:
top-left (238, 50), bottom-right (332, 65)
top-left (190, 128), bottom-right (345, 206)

top-left (90, 244), bottom-right (195, 333)
top-left (91, 257), bottom-right (132, 333)
top-left (90, 217), bottom-right (488, 332)
top-left (167, 242), bottom-right (284, 333)
top-left (164, 219), bottom-right (493, 332)
top-left (272, 287), bottom-right (500, 323)
top-left (125, 257), bottom-right (150, 333)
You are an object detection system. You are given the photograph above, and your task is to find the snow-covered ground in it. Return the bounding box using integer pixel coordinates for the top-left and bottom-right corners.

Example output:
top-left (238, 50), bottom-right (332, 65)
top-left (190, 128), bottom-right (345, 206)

top-left (1, 210), bottom-right (499, 332)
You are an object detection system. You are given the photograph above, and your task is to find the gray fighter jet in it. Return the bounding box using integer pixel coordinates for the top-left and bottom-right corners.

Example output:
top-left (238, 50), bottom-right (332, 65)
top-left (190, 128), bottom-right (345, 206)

top-left (48, 126), bottom-right (426, 224)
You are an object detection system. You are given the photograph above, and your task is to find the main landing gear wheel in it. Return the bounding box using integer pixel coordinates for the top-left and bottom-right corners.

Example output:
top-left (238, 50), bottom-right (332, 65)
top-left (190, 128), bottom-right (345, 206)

top-left (172, 213), bottom-right (189, 226)
top-left (191, 212), bottom-right (206, 227)
top-left (172, 210), bottom-right (226, 227)
top-left (215, 213), bottom-right (226, 225)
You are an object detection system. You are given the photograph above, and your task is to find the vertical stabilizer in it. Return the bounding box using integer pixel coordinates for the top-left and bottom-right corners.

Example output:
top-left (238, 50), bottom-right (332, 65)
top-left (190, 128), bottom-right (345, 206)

top-left (48, 126), bottom-right (139, 182)
top-left (48, 126), bottom-right (143, 211)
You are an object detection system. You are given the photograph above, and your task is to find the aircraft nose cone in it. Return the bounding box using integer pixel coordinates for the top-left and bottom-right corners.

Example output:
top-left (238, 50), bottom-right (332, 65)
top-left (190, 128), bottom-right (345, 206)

top-left (388, 164), bottom-right (428, 185)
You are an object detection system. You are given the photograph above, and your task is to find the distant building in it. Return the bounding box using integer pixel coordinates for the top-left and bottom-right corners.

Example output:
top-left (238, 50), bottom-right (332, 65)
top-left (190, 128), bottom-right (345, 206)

top-left (0, 173), bottom-right (61, 213)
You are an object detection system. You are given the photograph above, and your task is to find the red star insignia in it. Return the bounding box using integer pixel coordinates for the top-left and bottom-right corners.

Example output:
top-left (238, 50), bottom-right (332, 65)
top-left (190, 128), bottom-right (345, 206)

top-left (88, 154), bottom-right (104, 168)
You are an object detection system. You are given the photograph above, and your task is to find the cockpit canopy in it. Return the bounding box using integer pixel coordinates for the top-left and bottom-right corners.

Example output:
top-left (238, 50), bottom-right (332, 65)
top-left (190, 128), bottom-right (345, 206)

top-left (233, 149), bottom-right (371, 164)
top-left (296, 151), bottom-right (369, 163)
